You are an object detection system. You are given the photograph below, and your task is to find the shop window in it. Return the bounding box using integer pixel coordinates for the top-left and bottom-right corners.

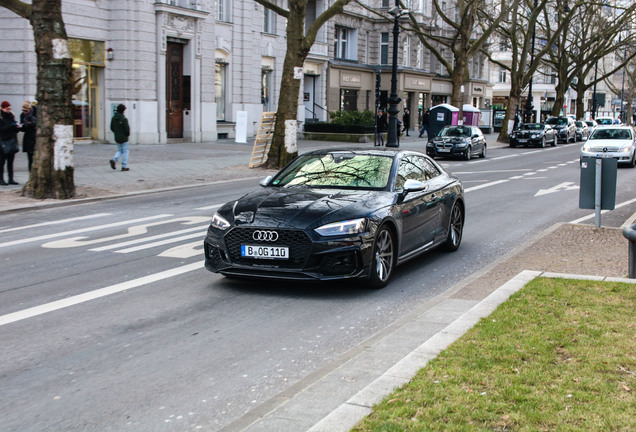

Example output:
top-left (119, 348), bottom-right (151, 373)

top-left (262, 67), bottom-right (272, 111)
top-left (340, 89), bottom-right (358, 111)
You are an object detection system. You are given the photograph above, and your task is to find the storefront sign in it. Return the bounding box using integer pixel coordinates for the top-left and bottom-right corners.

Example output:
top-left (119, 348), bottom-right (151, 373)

top-left (404, 75), bottom-right (431, 91)
top-left (340, 72), bottom-right (361, 87)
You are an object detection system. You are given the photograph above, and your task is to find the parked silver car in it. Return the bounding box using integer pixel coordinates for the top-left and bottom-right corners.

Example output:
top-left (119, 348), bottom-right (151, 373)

top-left (580, 125), bottom-right (636, 168)
top-left (545, 116), bottom-right (576, 143)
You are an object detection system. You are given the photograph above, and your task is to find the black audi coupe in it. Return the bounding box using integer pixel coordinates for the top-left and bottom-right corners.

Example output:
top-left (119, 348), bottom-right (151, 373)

top-left (204, 149), bottom-right (464, 288)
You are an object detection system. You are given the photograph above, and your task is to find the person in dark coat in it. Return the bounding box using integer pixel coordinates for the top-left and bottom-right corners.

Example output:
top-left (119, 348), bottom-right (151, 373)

top-left (20, 101), bottom-right (36, 172)
top-left (418, 109), bottom-right (430, 138)
top-left (0, 101), bottom-right (21, 185)
top-left (402, 108), bottom-right (410, 136)
top-left (376, 110), bottom-right (387, 146)
top-left (109, 104), bottom-right (131, 171)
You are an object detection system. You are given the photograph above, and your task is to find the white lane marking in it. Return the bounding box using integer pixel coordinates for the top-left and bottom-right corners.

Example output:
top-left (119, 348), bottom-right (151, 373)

top-left (159, 240), bottom-right (203, 259)
top-left (89, 225), bottom-right (208, 251)
top-left (452, 169), bottom-right (533, 175)
top-left (114, 232), bottom-right (205, 254)
top-left (41, 216), bottom-right (210, 249)
top-left (0, 214), bottom-right (172, 249)
top-left (535, 182), bottom-right (579, 197)
top-left (570, 197), bottom-right (636, 224)
top-left (464, 179), bottom-right (509, 192)
top-left (0, 213), bottom-right (111, 234)
top-left (0, 261), bottom-right (204, 327)
top-left (196, 203), bottom-right (223, 211)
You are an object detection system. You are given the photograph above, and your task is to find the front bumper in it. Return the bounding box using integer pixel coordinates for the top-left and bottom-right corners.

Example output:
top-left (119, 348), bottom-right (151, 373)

top-left (510, 135), bottom-right (543, 146)
top-left (580, 149), bottom-right (634, 164)
top-left (204, 226), bottom-right (374, 281)
top-left (426, 143), bottom-right (468, 158)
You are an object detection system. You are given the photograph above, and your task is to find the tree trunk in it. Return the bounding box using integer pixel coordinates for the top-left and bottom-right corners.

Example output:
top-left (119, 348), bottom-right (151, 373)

top-left (265, 5), bottom-right (307, 169)
top-left (22, 0), bottom-right (75, 199)
top-left (497, 79), bottom-right (523, 143)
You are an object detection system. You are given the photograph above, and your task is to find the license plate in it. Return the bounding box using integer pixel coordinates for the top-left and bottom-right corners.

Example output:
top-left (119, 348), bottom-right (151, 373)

top-left (517, 139), bottom-right (527, 143)
top-left (241, 245), bottom-right (289, 259)
top-left (438, 148), bottom-right (451, 152)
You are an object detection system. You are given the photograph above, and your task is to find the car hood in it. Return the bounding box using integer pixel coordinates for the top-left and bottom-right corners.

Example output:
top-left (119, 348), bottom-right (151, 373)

top-left (584, 138), bottom-right (633, 152)
top-left (221, 187), bottom-right (391, 229)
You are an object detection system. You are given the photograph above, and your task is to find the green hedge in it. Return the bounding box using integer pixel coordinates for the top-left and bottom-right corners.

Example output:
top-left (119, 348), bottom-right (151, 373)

top-left (304, 109), bottom-right (376, 134)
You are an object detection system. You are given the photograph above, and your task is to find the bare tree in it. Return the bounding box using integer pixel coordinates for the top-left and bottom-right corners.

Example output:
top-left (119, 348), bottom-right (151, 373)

top-left (252, 0), bottom-right (352, 169)
top-left (485, 0), bottom-right (578, 142)
top-left (404, 0), bottom-right (519, 120)
top-left (604, 47), bottom-right (636, 125)
top-left (542, 1), bottom-right (636, 118)
top-left (0, 0), bottom-right (75, 199)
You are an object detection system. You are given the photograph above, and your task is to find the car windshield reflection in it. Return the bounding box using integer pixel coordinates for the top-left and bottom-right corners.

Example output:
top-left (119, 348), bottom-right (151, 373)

top-left (589, 129), bottom-right (632, 140)
top-left (440, 126), bottom-right (471, 137)
top-left (271, 153), bottom-right (394, 190)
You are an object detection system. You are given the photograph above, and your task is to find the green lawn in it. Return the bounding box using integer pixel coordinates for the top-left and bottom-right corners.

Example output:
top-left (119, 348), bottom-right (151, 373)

top-left (351, 277), bottom-right (635, 431)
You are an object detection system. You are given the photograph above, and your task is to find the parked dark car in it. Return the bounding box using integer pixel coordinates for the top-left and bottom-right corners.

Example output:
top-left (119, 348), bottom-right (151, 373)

top-left (575, 120), bottom-right (590, 141)
top-left (204, 149), bottom-right (465, 288)
top-left (585, 119), bottom-right (598, 135)
top-left (426, 125), bottom-right (487, 160)
top-left (545, 116), bottom-right (576, 143)
top-left (509, 123), bottom-right (557, 148)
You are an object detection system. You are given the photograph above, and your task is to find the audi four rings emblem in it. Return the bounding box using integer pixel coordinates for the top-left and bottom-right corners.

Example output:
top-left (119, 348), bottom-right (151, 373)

top-left (253, 230), bottom-right (279, 242)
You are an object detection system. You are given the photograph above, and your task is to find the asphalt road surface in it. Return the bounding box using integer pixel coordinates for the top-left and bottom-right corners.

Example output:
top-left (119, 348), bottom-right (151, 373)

top-left (1, 141), bottom-right (635, 431)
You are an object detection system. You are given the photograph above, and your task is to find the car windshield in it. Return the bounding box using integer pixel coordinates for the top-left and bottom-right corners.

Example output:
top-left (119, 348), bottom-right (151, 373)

top-left (575, 121), bottom-right (585, 127)
top-left (546, 118), bottom-right (567, 125)
top-left (596, 118), bottom-right (613, 125)
top-left (519, 124), bottom-right (542, 130)
top-left (271, 152), bottom-right (394, 189)
top-left (440, 126), bottom-right (471, 137)
top-left (585, 121), bottom-right (595, 126)
top-left (589, 129), bottom-right (632, 140)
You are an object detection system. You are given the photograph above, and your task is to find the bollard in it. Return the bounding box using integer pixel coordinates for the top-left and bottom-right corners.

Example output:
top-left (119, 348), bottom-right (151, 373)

top-left (623, 223), bottom-right (636, 279)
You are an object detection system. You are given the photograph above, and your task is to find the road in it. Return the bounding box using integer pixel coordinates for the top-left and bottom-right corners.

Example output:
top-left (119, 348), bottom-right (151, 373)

top-left (1, 141), bottom-right (634, 432)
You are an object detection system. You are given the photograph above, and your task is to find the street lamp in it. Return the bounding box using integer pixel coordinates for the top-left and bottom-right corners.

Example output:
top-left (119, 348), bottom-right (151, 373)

top-left (524, 0), bottom-right (538, 124)
top-left (386, 2), bottom-right (406, 148)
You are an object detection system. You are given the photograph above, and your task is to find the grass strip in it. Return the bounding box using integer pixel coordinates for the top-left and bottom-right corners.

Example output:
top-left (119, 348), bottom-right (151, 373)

top-left (351, 277), bottom-right (635, 431)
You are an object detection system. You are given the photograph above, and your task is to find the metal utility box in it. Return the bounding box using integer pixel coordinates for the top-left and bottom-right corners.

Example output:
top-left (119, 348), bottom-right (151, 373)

top-left (579, 157), bottom-right (617, 210)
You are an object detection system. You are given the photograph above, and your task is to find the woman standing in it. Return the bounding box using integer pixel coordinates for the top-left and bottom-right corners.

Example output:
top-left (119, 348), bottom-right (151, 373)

top-left (20, 101), bottom-right (36, 172)
top-left (0, 101), bottom-right (21, 185)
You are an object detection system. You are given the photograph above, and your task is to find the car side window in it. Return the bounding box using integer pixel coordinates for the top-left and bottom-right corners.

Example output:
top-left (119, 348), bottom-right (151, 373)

top-left (396, 155), bottom-right (430, 190)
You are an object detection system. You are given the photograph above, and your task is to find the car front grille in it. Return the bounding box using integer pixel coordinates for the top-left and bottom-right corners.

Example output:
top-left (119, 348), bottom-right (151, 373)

top-left (224, 227), bottom-right (313, 269)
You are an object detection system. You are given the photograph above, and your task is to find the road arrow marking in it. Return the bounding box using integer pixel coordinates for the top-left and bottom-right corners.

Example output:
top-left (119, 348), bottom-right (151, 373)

top-left (534, 182), bottom-right (579, 197)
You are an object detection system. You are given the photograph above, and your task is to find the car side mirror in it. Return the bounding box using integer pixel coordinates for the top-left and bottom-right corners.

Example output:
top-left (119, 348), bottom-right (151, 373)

top-left (259, 176), bottom-right (273, 187)
top-left (403, 179), bottom-right (427, 192)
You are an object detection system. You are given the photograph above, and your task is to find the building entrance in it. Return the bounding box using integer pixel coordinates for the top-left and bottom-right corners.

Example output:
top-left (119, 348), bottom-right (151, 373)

top-left (166, 41), bottom-right (184, 138)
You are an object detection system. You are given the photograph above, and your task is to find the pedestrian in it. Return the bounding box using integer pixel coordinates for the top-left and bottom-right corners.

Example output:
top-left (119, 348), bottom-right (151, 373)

top-left (513, 112), bottom-right (521, 131)
top-left (109, 104), bottom-right (130, 171)
top-left (376, 109), bottom-right (387, 146)
top-left (418, 109), bottom-right (430, 138)
top-left (0, 101), bottom-right (21, 185)
top-left (402, 108), bottom-right (410, 136)
top-left (20, 100), bottom-right (37, 172)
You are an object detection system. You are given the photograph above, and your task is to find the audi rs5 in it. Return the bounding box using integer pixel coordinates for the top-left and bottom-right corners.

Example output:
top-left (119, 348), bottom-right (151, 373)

top-left (203, 149), bottom-right (464, 288)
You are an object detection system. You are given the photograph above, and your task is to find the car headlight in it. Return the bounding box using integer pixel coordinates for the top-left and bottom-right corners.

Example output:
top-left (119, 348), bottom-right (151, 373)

top-left (531, 133), bottom-right (539, 139)
top-left (210, 212), bottom-right (231, 230)
top-left (314, 218), bottom-right (366, 236)
top-left (582, 143), bottom-right (591, 152)
top-left (620, 144), bottom-right (634, 152)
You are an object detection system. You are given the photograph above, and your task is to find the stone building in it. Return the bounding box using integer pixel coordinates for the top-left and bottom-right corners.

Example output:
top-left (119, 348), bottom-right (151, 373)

top-left (0, 0), bottom-right (494, 144)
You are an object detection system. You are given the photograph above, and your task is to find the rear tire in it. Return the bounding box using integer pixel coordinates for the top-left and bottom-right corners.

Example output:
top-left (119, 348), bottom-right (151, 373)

top-left (366, 226), bottom-right (395, 289)
top-left (464, 146), bottom-right (472, 161)
top-left (552, 136), bottom-right (557, 147)
top-left (443, 203), bottom-right (464, 252)
top-left (479, 144), bottom-right (487, 158)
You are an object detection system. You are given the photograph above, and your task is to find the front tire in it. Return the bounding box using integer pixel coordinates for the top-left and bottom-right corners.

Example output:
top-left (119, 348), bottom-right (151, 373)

top-left (366, 226), bottom-right (395, 289)
top-left (464, 146), bottom-right (472, 161)
top-left (443, 203), bottom-right (464, 252)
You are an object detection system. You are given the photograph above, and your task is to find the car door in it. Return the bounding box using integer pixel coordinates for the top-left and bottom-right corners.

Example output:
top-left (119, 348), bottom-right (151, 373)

top-left (471, 127), bottom-right (485, 153)
top-left (395, 155), bottom-right (443, 255)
